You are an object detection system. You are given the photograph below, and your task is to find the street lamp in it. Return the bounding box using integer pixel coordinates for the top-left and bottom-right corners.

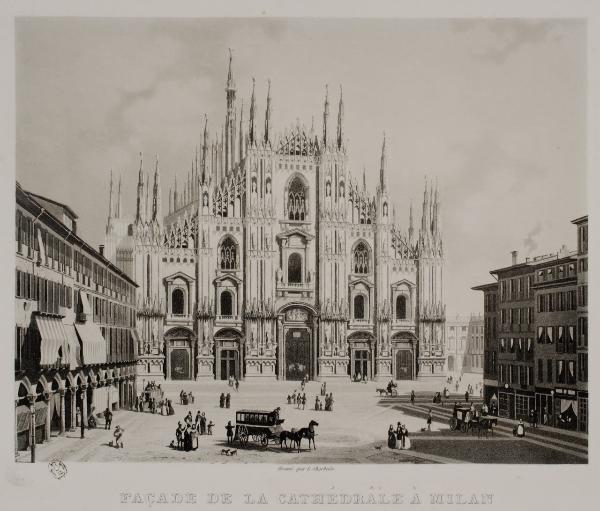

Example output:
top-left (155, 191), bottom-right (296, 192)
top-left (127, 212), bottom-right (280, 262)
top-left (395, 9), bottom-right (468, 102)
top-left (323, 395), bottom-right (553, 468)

top-left (26, 393), bottom-right (36, 463)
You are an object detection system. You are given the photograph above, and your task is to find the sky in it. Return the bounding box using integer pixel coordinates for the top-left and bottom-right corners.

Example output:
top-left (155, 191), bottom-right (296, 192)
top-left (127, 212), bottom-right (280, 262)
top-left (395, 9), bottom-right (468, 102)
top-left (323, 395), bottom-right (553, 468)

top-left (15, 18), bottom-right (587, 316)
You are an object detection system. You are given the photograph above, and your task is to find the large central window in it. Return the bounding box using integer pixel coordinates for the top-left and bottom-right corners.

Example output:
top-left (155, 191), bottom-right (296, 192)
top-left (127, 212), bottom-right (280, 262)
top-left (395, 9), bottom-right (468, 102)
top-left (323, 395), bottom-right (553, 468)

top-left (353, 242), bottom-right (369, 274)
top-left (288, 253), bottom-right (302, 284)
top-left (220, 237), bottom-right (237, 270)
top-left (288, 177), bottom-right (307, 221)
top-left (396, 295), bottom-right (407, 320)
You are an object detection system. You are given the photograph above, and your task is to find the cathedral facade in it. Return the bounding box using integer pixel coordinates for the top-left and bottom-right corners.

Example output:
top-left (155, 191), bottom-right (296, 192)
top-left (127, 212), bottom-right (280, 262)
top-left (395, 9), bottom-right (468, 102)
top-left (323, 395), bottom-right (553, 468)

top-left (104, 54), bottom-right (446, 383)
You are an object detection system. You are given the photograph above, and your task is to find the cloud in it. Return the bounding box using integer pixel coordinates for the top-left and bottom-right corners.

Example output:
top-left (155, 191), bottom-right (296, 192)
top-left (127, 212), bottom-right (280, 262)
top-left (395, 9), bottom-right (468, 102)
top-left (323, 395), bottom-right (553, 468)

top-left (523, 221), bottom-right (543, 254)
top-left (452, 19), bottom-right (566, 64)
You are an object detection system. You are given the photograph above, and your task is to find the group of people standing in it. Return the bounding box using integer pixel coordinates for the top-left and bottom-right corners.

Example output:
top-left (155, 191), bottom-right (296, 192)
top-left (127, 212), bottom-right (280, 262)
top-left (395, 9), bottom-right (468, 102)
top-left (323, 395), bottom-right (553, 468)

top-left (388, 423), bottom-right (410, 449)
top-left (134, 394), bottom-right (174, 415)
top-left (219, 393), bottom-right (231, 408)
top-left (227, 376), bottom-right (240, 391)
top-left (179, 390), bottom-right (195, 405)
top-left (174, 410), bottom-right (215, 451)
top-left (288, 391), bottom-right (307, 409)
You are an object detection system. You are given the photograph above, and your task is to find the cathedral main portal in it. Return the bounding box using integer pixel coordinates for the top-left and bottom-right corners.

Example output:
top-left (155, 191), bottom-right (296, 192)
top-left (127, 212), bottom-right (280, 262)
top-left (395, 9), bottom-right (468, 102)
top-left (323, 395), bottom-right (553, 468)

top-left (279, 306), bottom-right (316, 381)
top-left (285, 329), bottom-right (311, 380)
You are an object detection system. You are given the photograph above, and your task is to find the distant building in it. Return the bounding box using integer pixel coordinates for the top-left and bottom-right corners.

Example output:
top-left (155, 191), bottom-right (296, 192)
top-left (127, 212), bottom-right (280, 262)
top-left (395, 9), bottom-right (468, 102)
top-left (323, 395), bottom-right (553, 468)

top-left (474, 219), bottom-right (588, 432)
top-left (572, 215), bottom-right (588, 432)
top-left (465, 314), bottom-right (484, 373)
top-left (445, 316), bottom-right (469, 375)
top-left (15, 183), bottom-right (138, 453)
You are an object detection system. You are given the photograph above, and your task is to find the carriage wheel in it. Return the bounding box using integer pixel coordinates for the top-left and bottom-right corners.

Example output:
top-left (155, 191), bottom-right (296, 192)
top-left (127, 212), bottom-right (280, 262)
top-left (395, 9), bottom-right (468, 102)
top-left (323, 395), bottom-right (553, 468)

top-left (238, 426), bottom-right (249, 445)
top-left (449, 417), bottom-right (457, 431)
top-left (260, 433), bottom-right (269, 447)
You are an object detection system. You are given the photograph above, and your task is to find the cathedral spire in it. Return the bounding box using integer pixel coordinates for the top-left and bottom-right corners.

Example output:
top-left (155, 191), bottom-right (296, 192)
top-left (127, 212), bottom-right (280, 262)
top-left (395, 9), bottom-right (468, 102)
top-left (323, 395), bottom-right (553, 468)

top-left (152, 154), bottom-right (162, 224)
top-left (379, 132), bottom-right (387, 192)
top-left (336, 84), bottom-right (344, 150)
top-left (249, 78), bottom-right (256, 145)
top-left (116, 174), bottom-right (122, 218)
top-left (173, 175), bottom-right (178, 211)
top-left (409, 199), bottom-right (415, 244)
top-left (362, 166), bottom-right (367, 191)
top-left (107, 170), bottom-right (113, 220)
top-left (421, 176), bottom-right (430, 235)
top-left (322, 84), bottom-right (330, 146)
top-left (144, 172), bottom-right (150, 222)
top-left (264, 79), bottom-right (271, 145)
top-left (239, 98), bottom-right (244, 162)
top-left (135, 152), bottom-right (144, 223)
top-left (201, 114), bottom-right (208, 183)
top-left (225, 49), bottom-right (236, 175)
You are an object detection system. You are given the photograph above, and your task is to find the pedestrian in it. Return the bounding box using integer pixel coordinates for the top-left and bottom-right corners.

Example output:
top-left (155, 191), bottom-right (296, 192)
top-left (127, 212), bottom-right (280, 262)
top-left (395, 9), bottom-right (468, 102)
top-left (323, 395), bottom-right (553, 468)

top-left (532, 408), bottom-right (538, 428)
top-left (195, 410), bottom-right (201, 426)
top-left (225, 393), bottom-right (231, 409)
top-left (235, 378), bottom-right (240, 392)
top-left (302, 393), bottom-right (306, 410)
top-left (76, 406), bottom-right (81, 426)
top-left (292, 390), bottom-right (297, 403)
top-left (323, 381), bottom-right (327, 396)
top-left (543, 406), bottom-right (549, 426)
top-left (287, 395), bottom-right (291, 404)
top-left (329, 393), bottom-right (334, 412)
top-left (167, 400), bottom-right (175, 416)
top-left (185, 411), bottom-right (193, 425)
top-left (427, 409), bottom-right (432, 431)
top-left (464, 390), bottom-right (469, 403)
top-left (191, 422), bottom-right (199, 449)
top-left (183, 425), bottom-right (192, 452)
top-left (189, 392), bottom-right (194, 404)
top-left (388, 425), bottom-right (397, 449)
top-left (400, 424), bottom-right (409, 449)
top-left (315, 396), bottom-right (320, 410)
top-left (134, 396), bottom-right (139, 412)
top-left (207, 421), bottom-right (214, 435)
top-left (103, 407), bottom-right (113, 430)
top-left (219, 393), bottom-right (225, 408)
top-left (180, 390), bottom-right (184, 405)
top-left (301, 380), bottom-right (305, 392)
top-left (513, 419), bottom-right (525, 438)
top-left (200, 412), bottom-right (207, 435)
top-left (113, 425), bottom-right (124, 448)
top-left (410, 390), bottom-right (415, 406)
top-left (225, 421), bottom-right (234, 445)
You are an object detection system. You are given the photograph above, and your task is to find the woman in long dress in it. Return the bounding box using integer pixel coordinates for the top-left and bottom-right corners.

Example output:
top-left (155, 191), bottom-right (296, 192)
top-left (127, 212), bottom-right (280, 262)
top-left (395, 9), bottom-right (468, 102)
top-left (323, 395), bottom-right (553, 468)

top-left (387, 425), bottom-right (397, 449)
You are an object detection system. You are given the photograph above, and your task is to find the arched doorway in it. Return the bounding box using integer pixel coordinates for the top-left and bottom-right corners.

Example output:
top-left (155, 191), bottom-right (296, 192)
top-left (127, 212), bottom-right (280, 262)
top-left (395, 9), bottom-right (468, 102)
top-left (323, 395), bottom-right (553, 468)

top-left (280, 306), bottom-right (315, 381)
top-left (395, 350), bottom-right (413, 380)
top-left (164, 327), bottom-right (195, 380)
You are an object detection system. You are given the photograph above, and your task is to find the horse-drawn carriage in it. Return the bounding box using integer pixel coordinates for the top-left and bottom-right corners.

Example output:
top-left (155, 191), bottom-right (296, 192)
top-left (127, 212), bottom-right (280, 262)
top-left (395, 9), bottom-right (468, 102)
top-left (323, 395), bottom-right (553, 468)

top-left (234, 409), bottom-right (284, 447)
top-left (376, 381), bottom-right (398, 397)
top-left (449, 407), bottom-right (497, 436)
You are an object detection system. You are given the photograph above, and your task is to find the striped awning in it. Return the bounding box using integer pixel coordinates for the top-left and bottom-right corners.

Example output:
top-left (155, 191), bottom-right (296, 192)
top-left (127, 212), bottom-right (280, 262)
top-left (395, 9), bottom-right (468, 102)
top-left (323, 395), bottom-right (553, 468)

top-left (35, 315), bottom-right (70, 368)
top-left (75, 322), bottom-right (107, 365)
top-left (62, 321), bottom-right (82, 369)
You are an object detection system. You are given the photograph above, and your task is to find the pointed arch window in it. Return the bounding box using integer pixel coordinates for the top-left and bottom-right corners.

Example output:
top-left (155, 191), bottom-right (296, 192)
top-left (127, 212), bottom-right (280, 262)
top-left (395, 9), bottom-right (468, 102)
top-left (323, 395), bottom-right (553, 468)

top-left (353, 242), bottom-right (370, 274)
top-left (220, 237), bottom-right (237, 270)
top-left (287, 177), bottom-right (307, 221)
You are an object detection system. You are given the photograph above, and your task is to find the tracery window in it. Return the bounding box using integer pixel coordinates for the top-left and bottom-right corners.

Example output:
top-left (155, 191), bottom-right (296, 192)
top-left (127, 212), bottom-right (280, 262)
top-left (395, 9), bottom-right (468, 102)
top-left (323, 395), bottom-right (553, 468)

top-left (287, 177), bottom-right (306, 221)
top-left (220, 237), bottom-right (237, 270)
top-left (353, 242), bottom-right (369, 274)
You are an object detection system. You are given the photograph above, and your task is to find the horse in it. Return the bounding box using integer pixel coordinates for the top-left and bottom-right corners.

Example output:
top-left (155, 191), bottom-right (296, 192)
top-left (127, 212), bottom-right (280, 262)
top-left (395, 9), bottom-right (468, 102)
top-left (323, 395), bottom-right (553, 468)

top-left (298, 420), bottom-right (319, 450)
top-left (279, 429), bottom-right (295, 449)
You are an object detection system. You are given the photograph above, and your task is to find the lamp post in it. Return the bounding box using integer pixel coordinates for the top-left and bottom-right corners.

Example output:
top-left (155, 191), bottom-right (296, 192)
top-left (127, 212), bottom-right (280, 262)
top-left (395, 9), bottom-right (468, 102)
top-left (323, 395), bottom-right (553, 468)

top-left (79, 384), bottom-right (87, 439)
top-left (26, 393), bottom-right (36, 463)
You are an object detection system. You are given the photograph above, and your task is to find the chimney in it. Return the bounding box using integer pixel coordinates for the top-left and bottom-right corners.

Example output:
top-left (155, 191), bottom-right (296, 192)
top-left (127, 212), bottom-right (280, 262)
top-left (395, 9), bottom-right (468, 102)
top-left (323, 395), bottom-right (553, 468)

top-left (99, 244), bottom-right (105, 257)
top-left (511, 250), bottom-right (518, 266)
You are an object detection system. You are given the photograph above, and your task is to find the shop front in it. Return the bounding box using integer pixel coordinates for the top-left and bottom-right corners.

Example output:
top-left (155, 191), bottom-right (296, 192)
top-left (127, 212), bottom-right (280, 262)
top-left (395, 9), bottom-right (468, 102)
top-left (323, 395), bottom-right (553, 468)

top-left (553, 388), bottom-right (578, 431)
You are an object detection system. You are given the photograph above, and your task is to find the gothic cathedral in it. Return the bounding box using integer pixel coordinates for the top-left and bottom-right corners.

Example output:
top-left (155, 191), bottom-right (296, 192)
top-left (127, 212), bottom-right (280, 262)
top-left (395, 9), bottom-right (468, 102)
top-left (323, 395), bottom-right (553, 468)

top-left (104, 54), bottom-right (446, 383)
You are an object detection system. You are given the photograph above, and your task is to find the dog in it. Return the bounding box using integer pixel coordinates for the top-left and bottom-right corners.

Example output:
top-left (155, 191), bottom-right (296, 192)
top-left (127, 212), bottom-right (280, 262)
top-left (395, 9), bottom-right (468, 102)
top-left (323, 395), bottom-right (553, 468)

top-left (221, 448), bottom-right (230, 455)
top-left (229, 449), bottom-right (238, 456)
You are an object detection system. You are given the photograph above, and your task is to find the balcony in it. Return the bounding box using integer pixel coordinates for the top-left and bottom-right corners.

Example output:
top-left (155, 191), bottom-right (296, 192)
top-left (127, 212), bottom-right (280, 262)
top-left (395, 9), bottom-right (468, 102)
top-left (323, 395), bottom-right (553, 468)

top-left (214, 315), bottom-right (242, 328)
top-left (276, 281), bottom-right (315, 298)
top-left (166, 313), bottom-right (192, 324)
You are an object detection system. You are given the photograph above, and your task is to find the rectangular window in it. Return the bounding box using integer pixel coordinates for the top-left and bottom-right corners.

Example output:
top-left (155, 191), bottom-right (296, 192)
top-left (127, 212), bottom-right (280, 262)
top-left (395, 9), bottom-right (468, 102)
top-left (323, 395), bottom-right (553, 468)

top-left (578, 353), bottom-right (588, 383)
top-left (567, 360), bottom-right (576, 385)
top-left (537, 326), bottom-right (545, 344)
top-left (556, 360), bottom-right (565, 384)
top-left (547, 359), bottom-right (553, 383)
top-left (548, 293), bottom-right (554, 312)
top-left (537, 359), bottom-right (543, 383)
